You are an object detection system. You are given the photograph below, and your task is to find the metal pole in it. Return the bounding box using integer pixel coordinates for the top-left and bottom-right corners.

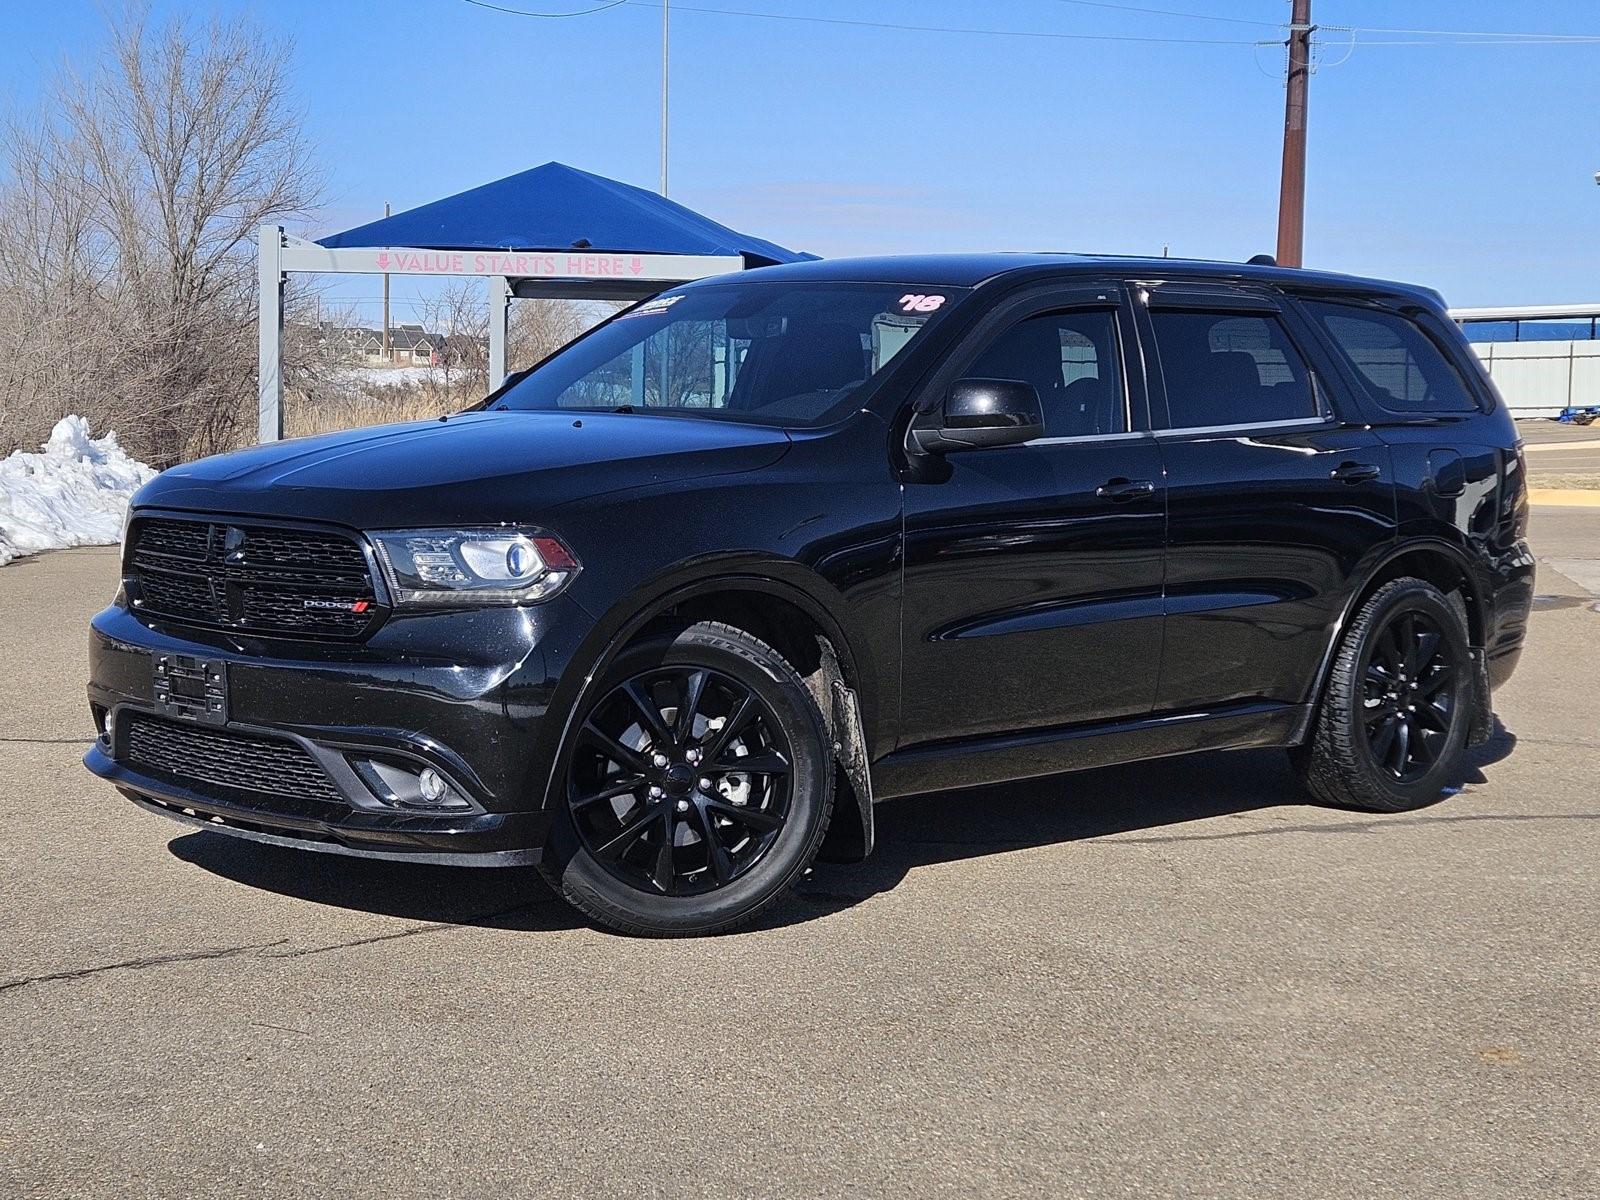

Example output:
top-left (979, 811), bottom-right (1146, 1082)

top-left (381, 201), bottom-right (392, 361)
top-left (1275, 0), bottom-right (1313, 267)
top-left (660, 0), bottom-right (670, 195)
top-left (488, 276), bottom-right (510, 391)
top-left (256, 225), bottom-right (285, 443)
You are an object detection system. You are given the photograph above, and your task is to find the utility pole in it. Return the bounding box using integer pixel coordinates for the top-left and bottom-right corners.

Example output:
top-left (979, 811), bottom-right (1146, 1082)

top-left (1275, 0), bottom-right (1313, 267)
top-left (381, 201), bottom-right (392, 361)
top-left (660, 0), bottom-right (670, 195)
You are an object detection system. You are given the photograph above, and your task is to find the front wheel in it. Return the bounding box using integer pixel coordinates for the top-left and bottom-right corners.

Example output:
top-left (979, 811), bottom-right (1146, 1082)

top-left (541, 621), bottom-right (834, 936)
top-left (1295, 577), bottom-right (1475, 813)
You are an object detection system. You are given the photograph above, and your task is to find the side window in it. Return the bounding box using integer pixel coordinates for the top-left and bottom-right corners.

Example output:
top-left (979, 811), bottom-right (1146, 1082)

top-left (1304, 301), bottom-right (1479, 413)
top-left (966, 308), bottom-right (1125, 437)
top-left (1149, 309), bottom-right (1319, 429)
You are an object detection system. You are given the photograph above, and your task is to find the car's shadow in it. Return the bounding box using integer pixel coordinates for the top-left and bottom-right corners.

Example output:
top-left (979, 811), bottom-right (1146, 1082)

top-left (169, 722), bottom-right (1517, 936)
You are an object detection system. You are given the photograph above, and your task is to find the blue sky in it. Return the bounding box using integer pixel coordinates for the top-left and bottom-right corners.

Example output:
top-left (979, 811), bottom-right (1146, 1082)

top-left (5, 0), bottom-right (1600, 311)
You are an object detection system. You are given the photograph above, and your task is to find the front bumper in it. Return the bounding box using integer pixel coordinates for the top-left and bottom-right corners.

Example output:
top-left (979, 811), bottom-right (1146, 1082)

top-left (85, 597), bottom-right (594, 864)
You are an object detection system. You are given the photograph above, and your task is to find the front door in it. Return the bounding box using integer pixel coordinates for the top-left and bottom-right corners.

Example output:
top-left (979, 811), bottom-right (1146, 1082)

top-left (899, 288), bottom-right (1166, 749)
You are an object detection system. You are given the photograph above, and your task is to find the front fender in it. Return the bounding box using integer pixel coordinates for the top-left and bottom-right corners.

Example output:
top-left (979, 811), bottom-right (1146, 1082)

top-left (536, 557), bottom-right (876, 815)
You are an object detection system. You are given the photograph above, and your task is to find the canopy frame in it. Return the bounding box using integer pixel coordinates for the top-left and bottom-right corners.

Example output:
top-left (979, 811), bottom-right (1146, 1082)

top-left (256, 225), bottom-right (745, 443)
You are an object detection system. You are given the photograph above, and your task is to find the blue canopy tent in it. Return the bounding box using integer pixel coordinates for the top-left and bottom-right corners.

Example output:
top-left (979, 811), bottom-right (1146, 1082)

top-left (256, 162), bottom-right (808, 441)
top-left (318, 161), bottom-right (807, 273)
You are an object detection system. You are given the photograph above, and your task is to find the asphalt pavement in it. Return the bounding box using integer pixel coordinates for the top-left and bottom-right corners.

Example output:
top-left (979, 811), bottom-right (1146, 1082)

top-left (2, 511), bottom-right (1596, 1199)
top-left (1519, 419), bottom-right (1600, 488)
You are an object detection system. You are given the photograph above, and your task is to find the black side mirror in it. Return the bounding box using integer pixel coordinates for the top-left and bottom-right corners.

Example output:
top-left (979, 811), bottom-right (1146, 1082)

top-left (911, 378), bottom-right (1044, 454)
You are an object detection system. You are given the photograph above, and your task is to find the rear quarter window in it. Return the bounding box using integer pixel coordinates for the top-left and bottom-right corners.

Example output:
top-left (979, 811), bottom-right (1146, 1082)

top-left (1304, 300), bottom-right (1480, 414)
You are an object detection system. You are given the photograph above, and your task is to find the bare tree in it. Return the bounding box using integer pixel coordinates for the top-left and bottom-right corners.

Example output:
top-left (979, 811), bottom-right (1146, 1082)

top-left (508, 298), bottom-right (615, 373)
top-left (0, 111), bottom-right (116, 445)
top-left (415, 280), bottom-right (490, 397)
top-left (0, 5), bottom-right (320, 464)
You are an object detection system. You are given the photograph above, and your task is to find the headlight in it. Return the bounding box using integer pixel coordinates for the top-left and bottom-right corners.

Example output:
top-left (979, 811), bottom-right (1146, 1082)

top-left (369, 528), bottom-right (579, 608)
top-left (114, 508), bottom-right (135, 605)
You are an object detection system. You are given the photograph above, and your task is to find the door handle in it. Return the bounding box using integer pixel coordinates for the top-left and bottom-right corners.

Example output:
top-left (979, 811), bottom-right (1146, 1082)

top-left (1331, 461), bottom-right (1380, 484)
top-left (1096, 477), bottom-right (1156, 502)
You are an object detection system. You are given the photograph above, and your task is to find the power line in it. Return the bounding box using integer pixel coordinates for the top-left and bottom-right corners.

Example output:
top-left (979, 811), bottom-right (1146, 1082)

top-left (1336, 23), bottom-right (1600, 43)
top-left (459, 0), bottom-right (1600, 49)
top-left (1045, 0), bottom-right (1283, 29)
top-left (459, 0), bottom-right (626, 16)
top-left (1043, 1), bottom-right (1600, 44)
top-left (459, 0), bottom-right (1262, 44)
top-left (642, 3), bottom-right (1259, 43)
top-left (1340, 34), bottom-right (1600, 47)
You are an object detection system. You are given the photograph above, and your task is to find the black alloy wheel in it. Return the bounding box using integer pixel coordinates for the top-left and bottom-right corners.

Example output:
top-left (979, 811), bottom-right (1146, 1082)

top-left (543, 620), bottom-right (835, 936)
top-left (568, 665), bottom-right (794, 897)
top-left (1360, 607), bottom-right (1459, 783)
top-left (1295, 576), bottom-right (1475, 813)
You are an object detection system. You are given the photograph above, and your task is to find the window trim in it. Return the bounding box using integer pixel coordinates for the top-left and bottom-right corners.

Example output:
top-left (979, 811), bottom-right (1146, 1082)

top-left (1145, 287), bottom-right (1281, 314)
top-left (1026, 429), bottom-right (1154, 447)
top-left (1140, 299), bottom-right (1331, 434)
top-left (908, 283), bottom-right (1142, 441)
top-left (1152, 413), bottom-right (1335, 440)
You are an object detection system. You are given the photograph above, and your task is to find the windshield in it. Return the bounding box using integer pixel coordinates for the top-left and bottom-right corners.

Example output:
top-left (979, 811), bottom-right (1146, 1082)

top-left (490, 281), bottom-right (966, 427)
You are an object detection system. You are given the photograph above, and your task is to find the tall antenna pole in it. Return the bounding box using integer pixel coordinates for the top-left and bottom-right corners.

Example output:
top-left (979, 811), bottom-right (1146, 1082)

top-left (1275, 0), bottom-right (1313, 267)
top-left (381, 201), bottom-right (392, 361)
top-left (660, 0), bottom-right (670, 195)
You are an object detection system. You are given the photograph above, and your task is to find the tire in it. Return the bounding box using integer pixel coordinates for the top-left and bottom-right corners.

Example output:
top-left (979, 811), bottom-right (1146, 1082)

top-left (1295, 577), bottom-right (1475, 813)
top-left (540, 620), bottom-right (835, 936)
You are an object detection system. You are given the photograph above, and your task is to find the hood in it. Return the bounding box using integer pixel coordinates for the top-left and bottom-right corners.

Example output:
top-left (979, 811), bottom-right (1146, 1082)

top-left (137, 410), bottom-right (791, 527)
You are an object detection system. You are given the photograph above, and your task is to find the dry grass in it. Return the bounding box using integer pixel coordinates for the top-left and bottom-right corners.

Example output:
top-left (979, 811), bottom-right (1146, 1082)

top-left (283, 386), bottom-right (464, 440)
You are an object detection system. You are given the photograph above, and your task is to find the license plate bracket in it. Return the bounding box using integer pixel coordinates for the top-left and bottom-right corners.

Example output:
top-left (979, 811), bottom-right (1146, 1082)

top-left (152, 654), bottom-right (228, 725)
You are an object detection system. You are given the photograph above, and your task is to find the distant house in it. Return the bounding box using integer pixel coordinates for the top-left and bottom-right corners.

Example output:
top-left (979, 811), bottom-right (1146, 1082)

top-left (307, 322), bottom-right (482, 368)
top-left (386, 324), bottom-right (442, 366)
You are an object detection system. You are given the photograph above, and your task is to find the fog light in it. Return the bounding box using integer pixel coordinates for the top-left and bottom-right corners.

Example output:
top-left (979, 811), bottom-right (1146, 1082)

top-left (351, 758), bottom-right (472, 811)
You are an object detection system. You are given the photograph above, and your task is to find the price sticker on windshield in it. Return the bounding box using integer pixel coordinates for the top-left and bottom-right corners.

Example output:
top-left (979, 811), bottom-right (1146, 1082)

top-left (620, 293), bottom-right (684, 319)
top-left (897, 293), bottom-right (947, 315)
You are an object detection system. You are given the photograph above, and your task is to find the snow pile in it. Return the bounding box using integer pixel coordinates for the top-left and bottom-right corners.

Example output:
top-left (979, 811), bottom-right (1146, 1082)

top-left (0, 416), bottom-right (157, 566)
top-left (347, 365), bottom-right (438, 387)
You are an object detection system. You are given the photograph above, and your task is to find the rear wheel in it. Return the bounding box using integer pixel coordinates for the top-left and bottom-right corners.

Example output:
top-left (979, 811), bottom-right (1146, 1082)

top-left (541, 621), bottom-right (834, 936)
top-left (1295, 577), bottom-right (1474, 813)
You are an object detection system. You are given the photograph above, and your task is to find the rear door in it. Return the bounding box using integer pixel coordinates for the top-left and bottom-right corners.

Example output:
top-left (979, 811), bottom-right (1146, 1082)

top-left (898, 284), bottom-right (1167, 747)
top-left (1134, 282), bottom-right (1395, 713)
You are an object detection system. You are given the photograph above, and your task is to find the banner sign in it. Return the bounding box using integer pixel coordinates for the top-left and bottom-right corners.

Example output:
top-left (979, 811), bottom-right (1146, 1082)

top-left (277, 235), bottom-right (741, 283)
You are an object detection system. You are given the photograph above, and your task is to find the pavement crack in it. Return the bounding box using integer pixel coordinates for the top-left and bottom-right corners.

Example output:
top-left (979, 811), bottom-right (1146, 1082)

top-left (264, 922), bottom-right (463, 959)
top-left (1094, 810), bottom-right (1600, 846)
top-left (0, 939), bottom-right (290, 996)
top-left (1, 900), bottom-right (549, 998)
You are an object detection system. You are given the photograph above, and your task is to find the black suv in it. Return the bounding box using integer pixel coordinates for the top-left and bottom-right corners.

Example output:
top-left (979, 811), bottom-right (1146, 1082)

top-left (86, 254), bottom-right (1534, 935)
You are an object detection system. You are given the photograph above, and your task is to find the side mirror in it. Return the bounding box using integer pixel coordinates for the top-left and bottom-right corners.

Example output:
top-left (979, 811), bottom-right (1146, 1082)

top-left (910, 378), bottom-right (1044, 454)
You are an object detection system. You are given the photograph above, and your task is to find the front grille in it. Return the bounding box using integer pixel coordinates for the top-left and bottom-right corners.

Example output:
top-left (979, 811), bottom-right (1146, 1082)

top-left (128, 516), bottom-right (379, 639)
top-left (123, 712), bottom-right (347, 814)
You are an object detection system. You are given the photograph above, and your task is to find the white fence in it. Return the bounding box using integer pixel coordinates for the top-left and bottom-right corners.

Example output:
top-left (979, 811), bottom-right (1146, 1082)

top-left (1466, 340), bottom-right (1600, 419)
top-left (1448, 304), bottom-right (1600, 419)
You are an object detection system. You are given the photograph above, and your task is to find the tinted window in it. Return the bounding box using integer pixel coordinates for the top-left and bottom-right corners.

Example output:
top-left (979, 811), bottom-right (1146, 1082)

top-left (966, 309), bottom-right (1125, 436)
top-left (493, 282), bottom-right (964, 427)
top-left (1149, 310), bottom-right (1318, 429)
top-left (1306, 302), bottom-right (1478, 413)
